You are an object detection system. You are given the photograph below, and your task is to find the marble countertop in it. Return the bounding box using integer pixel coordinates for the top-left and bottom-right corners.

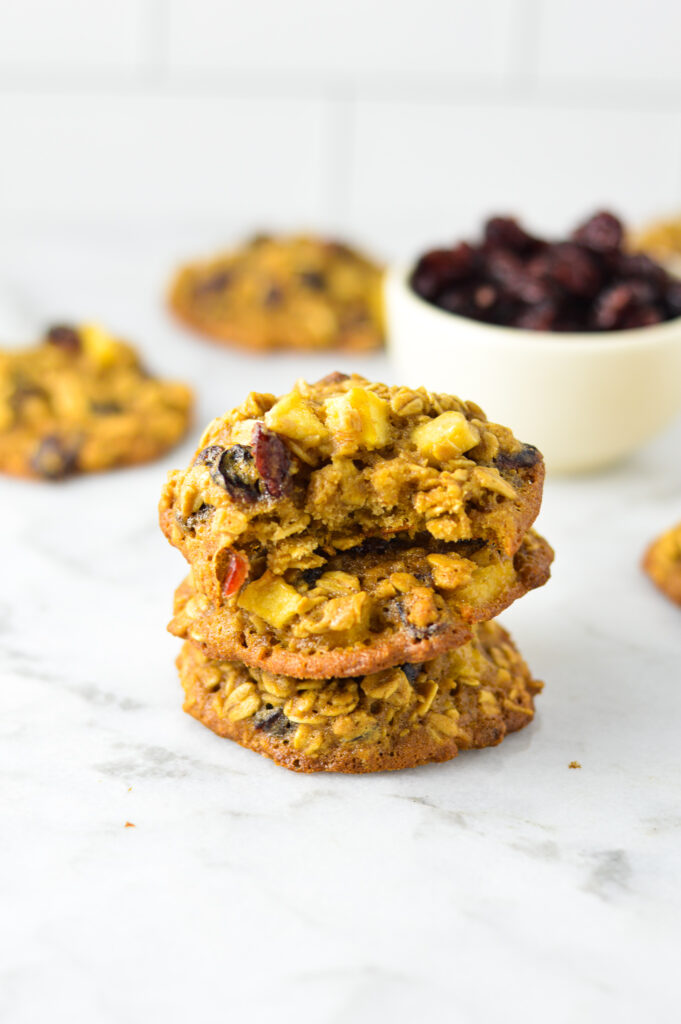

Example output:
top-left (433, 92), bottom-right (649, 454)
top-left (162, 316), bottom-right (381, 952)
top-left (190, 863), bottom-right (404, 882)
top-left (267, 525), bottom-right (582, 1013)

top-left (1, 230), bottom-right (680, 1024)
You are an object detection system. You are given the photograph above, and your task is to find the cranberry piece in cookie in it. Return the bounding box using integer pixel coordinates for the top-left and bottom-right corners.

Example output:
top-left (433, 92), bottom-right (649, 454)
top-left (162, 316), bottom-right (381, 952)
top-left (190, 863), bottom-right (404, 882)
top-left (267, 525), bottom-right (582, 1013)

top-left (252, 423), bottom-right (291, 499)
top-left (46, 325), bottom-right (81, 353)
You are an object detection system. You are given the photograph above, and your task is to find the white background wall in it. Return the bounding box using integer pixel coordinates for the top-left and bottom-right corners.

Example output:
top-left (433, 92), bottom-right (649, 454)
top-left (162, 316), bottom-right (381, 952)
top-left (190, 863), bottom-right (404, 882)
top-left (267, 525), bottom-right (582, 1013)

top-left (1, 0), bottom-right (681, 259)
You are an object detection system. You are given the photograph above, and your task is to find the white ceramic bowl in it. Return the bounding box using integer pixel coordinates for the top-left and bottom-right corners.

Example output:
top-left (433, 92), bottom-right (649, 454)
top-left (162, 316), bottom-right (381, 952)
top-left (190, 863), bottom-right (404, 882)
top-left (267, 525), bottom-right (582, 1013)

top-left (386, 266), bottom-right (681, 473)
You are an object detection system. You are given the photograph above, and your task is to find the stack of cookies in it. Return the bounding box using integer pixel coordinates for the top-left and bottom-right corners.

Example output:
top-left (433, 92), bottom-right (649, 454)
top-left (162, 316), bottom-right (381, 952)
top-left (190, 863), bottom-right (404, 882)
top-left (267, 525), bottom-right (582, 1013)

top-left (159, 373), bottom-right (553, 773)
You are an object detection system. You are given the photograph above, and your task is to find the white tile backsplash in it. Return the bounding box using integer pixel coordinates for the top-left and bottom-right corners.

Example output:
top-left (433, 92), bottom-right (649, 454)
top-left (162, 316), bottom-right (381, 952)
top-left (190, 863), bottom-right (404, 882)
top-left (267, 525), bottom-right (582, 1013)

top-left (537, 0), bottom-right (681, 84)
top-left (0, 0), bottom-right (679, 242)
top-left (348, 100), bottom-right (681, 257)
top-left (166, 0), bottom-right (516, 79)
top-left (0, 93), bottom-right (327, 226)
top-left (0, 0), bottom-right (148, 74)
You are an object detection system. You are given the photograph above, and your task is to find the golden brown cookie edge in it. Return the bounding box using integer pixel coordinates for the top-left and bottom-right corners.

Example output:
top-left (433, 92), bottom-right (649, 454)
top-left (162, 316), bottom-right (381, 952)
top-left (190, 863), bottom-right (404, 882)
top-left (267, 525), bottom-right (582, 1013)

top-left (177, 621), bottom-right (542, 774)
top-left (169, 531), bottom-right (554, 679)
top-left (167, 285), bottom-right (384, 354)
top-left (643, 528), bottom-right (681, 606)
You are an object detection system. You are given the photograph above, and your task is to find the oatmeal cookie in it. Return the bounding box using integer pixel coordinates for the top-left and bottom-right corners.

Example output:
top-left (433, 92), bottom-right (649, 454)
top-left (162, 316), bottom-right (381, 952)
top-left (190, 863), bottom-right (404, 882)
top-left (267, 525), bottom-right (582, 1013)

top-left (169, 530), bottom-right (553, 678)
top-left (631, 215), bottom-right (681, 277)
top-left (0, 324), bottom-right (193, 479)
top-left (168, 234), bottom-right (384, 352)
top-left (177, 619), bottom-right (543, 773)
top-left (159, 373), bottom-right (545, 605)
top-left (643, 521), bottom-right (681, 605)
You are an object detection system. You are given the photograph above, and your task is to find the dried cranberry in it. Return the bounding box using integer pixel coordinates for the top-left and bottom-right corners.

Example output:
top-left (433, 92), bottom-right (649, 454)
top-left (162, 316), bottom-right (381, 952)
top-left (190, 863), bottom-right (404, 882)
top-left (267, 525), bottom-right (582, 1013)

top-left (194, 270), bottom-right (232, 296)
top-left (483, 216), bottom-right (541, 254)
top-left (324, 239), bottom-right (359, 259)
top-left (495, 444), bottom-right (541, 472)
top-left (436, 285), bottom-right (477, 317)
top-left (316, 371), bottom-right (349, 386)
top-left (350, 536), bottom-right (391, 556)
top-left (253, 707), bottom-right (293, 736)
top-left (185, 504), bottom-right (214, 530)
top-left (411, 211), bottom-right (674, 332)
top-left (666, 280), bottom-right (681, 317)
top-left (487, 249), bottom-right (550, 304)
top-left (552, 307), bottom-right (590, 332)
top-left (263, 284), bottom-right (284, 308)
top-left (592, 284), bottom-right (636, 329)
top-left (301, 567), bottom-right (325, 587)
top-left (193, 445), bottom-right (224, 468)
top-left (195, 431), bottom-right (291, 502)
top-left (592, 279), bottom-right (662, 329)
top-left (535, 243), bottom-right (602, 298)
top-left (202, 445), bottom-right (260, 500)
top-left (468, 284), bottom-right (519, 324)
top-left (46, 325), bottom-right (81, 353)
top-left (222, 550), bottom-right (248, 596)
top-left (252, 423), bottom-right (291, 499)
top-left (411, 244), bottom-right (476, 300)
top-left (514, 301), bottom-right (558, 331)
top-left (90, 400), bottom-right (122, 415)
top-left (31, 436), bottom-right (79, 479)
top-left (624, 279), bottom-right (660, 307)
top-left (339, 307), bottom-right (371, 328)
top-left (572, 211), bottom-right (623, 254)
top-left (620, 306), bottom-right (663, 329)
top-left (473, 284), bottom-right (497, 310)
top-left (400, 663), bottom-right (423, 684)
top-left (393, 599), bottom-right (442, 641)
top-left (10, 381), bottom-right (46, 412)
top-left (616, 252), bottom-right (667, 292)
top-left (300, 270), bottom-right (326, 290)
top-left (442, 242), bottom-right (478, 278)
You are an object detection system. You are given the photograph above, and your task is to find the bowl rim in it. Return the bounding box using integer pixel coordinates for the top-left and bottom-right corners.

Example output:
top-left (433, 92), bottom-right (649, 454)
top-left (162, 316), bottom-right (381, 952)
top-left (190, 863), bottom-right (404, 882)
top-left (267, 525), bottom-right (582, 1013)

top-left (387, 264), bottom-right (681, 353)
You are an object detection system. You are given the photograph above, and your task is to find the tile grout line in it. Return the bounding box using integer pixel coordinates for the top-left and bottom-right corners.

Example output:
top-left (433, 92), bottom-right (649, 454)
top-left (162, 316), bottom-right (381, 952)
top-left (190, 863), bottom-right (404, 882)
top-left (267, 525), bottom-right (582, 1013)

top-left (0, 69), bottom-right (680, 113)
top-left (139, 0), bottom-right (170, 85)
top-left (506, 0), bottom-right (542, 96)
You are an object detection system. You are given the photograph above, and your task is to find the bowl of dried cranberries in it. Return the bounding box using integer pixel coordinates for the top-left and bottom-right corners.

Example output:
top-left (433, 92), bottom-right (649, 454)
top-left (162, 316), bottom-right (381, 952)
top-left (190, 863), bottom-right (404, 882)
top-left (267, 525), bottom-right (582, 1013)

top-left (386, 212), bottom-right (681, 473)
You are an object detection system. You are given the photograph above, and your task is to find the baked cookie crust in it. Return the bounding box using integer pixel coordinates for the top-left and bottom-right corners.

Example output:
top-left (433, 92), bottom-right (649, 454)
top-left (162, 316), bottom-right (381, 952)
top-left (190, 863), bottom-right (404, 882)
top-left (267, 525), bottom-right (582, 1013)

top-left (177, 619), bottom-right (543, 773)
top-left (0, 324), bottom-right (193, 479)
top-left (159, 373), bottom-right (545, 610)
top-left (168, 234), bottom-right (384, 353)
top-left (169, 531), bottom-right (553, 678)
top-left (643, 522), bottom-right (681, 605)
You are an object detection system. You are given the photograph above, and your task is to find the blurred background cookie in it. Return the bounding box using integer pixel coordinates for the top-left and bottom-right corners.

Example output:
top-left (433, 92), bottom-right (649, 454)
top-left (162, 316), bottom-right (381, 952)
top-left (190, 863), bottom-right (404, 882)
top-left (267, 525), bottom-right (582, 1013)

top-left (0, 323), bottom-right (193, 479)
top-left (643, 521), bottom-right (681, 605)
top-left (168, 233), bottom-right (384, 353)
top-left (631, 214), bottom-right (681, 279)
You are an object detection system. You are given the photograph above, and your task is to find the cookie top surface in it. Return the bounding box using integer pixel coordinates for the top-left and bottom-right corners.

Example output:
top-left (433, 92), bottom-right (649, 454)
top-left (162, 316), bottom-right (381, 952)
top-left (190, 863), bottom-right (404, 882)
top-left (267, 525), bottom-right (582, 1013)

top-left (159, 373), bottom-right (545, 599)
top-left (169, 530), bottom-right (553, 678)
top-left (0, 324), bottom-right (193, 479)
top-left (643, 521), bottom-right (681, 605)
top-left (178, 618), bottom-right (543, 773)
top-left (168, 234), bottom-right (384, 352)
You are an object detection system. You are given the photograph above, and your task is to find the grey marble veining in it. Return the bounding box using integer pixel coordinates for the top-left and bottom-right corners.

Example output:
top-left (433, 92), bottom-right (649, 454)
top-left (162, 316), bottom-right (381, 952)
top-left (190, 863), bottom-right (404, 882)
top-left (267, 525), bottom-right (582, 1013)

top-left (1, 230), bottom-right (680, 1024)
